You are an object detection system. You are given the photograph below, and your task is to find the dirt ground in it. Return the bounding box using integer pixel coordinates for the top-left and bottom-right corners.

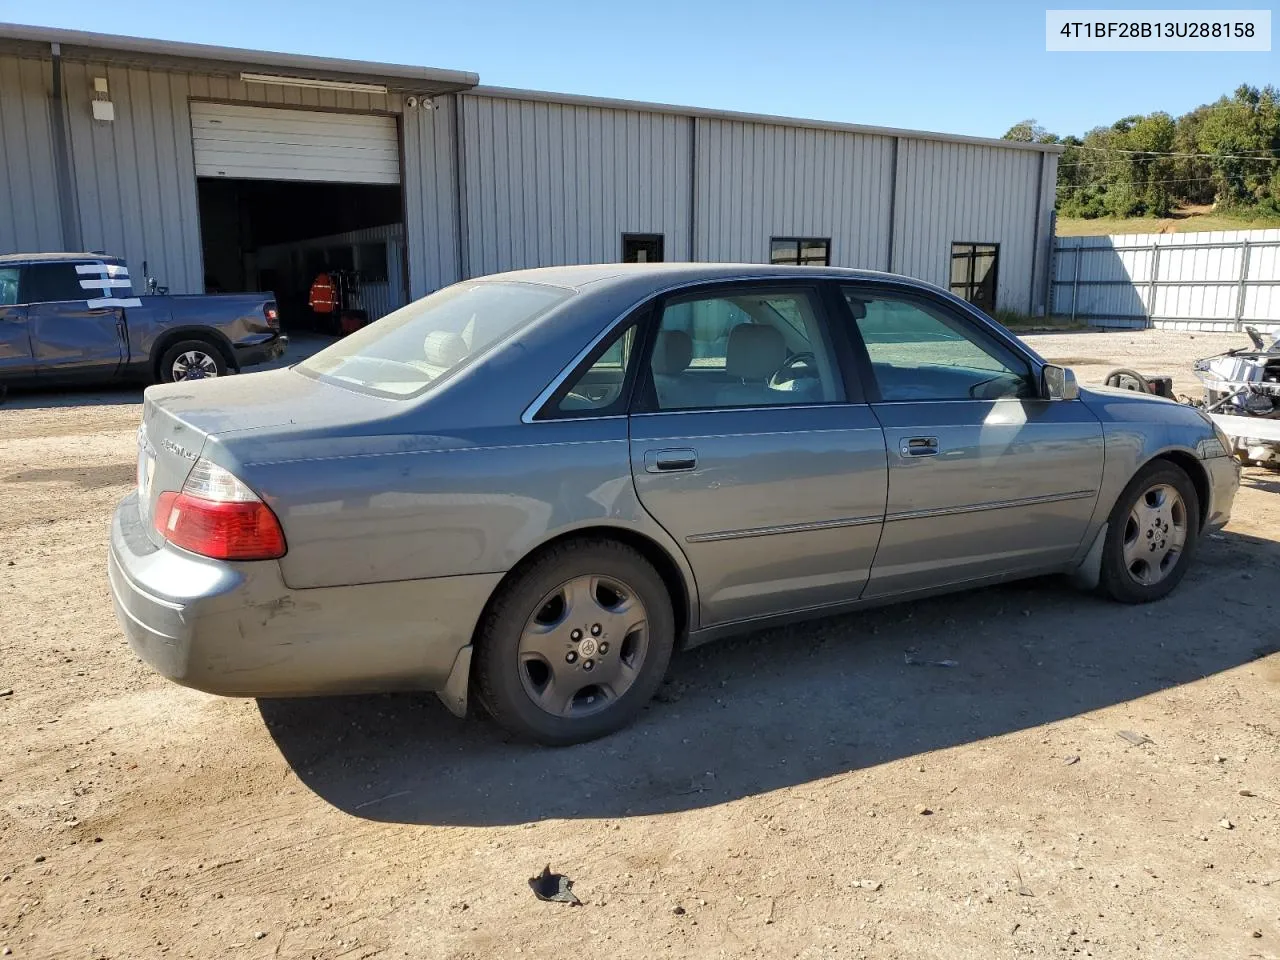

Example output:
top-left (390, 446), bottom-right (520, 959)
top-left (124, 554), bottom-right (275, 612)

top-left (1, 329), bottom-right (1278, 960)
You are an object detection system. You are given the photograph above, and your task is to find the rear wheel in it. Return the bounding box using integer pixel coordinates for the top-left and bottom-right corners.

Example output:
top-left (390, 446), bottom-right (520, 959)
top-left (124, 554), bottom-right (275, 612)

top-left (158, 339), bottom-right (227, 383)
top-left (1098, 460), bottom-right (1200, 603)
top-left (474, 540), bottom-right (675, 745)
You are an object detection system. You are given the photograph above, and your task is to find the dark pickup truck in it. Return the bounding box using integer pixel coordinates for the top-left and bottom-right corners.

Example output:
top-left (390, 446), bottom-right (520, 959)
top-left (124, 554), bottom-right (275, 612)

top-left (0, 252), bottom-right (288, 388)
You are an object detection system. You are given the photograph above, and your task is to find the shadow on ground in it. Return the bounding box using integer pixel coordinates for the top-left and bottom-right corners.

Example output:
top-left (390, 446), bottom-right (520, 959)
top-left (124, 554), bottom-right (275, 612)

top-left (260, 528), bottom-right (1280, 827)
top-left (1241, 467), bottom-right (1280, 495)
top-left (0, 384), bottom-right (144, 410)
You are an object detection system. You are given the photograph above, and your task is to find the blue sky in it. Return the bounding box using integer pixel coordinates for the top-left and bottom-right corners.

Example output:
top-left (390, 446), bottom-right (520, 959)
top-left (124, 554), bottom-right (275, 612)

top-left (2, 0), bottom-right (1276, 139)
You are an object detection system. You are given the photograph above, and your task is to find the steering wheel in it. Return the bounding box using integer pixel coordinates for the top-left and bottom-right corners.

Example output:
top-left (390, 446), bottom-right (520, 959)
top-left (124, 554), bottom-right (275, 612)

top-left (967, 372), bottom-right (1027, 400)
top-left (561, 383), bottom-right (620, 411)
top-left (770, 351), bottom-right (818, 387)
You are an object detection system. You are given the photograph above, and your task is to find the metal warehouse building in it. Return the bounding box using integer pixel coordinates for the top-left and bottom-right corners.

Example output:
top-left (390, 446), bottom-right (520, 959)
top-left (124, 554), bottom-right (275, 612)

top-left (0, 23), bottom-right (1062, 327)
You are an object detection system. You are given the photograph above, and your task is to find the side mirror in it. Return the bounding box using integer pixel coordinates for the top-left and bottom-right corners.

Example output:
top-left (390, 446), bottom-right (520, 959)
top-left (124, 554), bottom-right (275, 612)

top-left (1042, 364), bottom-right (1079, 400)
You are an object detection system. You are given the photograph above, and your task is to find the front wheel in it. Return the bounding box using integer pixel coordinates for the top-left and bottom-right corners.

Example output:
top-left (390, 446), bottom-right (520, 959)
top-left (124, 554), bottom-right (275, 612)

top-left (158, 339), bottom-right (227, 383)
top-left (1098, 461), bottom-right (1200, 603)
top-left (474, 540), bottom-right (675, 745)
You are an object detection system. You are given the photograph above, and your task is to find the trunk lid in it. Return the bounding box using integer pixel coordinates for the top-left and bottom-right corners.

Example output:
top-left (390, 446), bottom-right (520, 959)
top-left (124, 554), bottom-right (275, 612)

top-left (136, 368), bottom-right (392, 547)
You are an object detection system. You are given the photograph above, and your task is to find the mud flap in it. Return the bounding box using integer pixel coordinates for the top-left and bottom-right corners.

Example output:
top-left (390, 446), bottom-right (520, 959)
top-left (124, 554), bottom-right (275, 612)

top-left (436, 644), bottom-right (472, 718)
top-left (1069, 523), bottom-right (1108, 591)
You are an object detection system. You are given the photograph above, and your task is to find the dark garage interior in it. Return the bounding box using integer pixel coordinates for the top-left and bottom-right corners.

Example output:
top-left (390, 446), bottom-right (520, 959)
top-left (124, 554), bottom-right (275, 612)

top-left (197, 179), bottom-right (404, 332)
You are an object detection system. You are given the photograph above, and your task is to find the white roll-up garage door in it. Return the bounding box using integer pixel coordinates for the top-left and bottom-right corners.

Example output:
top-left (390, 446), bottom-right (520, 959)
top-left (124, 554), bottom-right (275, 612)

top-left (190, 102), bottom-right (400, 185)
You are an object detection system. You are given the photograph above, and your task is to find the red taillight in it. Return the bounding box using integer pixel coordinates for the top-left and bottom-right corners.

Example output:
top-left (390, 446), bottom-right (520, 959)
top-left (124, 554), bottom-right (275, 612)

top-left (264, 301), bottom-right (279, 329)
top-left (155, 492), bottom-right (286, 560)
top-left (154, 458), bottom-right (286, 561)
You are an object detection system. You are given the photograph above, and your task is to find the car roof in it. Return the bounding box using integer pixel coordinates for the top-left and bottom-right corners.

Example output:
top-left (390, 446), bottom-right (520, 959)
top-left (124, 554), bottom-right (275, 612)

top-left (0, 252), bottom-right (125, 265)
top-left (474, 262), bottom-right (929, 292)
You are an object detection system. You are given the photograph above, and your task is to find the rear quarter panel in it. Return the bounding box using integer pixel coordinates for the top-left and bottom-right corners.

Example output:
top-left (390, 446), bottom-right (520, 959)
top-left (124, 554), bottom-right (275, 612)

top-left (223, 418), bottom-right (685, 589)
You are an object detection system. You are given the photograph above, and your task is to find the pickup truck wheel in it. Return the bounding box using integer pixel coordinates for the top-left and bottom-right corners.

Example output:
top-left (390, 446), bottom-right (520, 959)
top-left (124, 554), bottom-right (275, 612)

top-left (159, 340), bottom-right (227, 383)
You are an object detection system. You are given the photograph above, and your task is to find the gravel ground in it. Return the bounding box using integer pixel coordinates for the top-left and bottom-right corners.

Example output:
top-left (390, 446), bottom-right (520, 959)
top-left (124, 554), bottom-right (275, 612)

top-left (1, 329), bottom-right (1278, 960)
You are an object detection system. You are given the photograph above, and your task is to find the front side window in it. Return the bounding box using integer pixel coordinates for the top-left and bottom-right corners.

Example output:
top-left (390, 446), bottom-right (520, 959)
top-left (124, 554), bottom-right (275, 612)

top-left (0, 268), bottom-right (19, 306)
top-left (844, 288), bottom-right (1033, 402)
top-left (20, 263), bottom-right (86, 303)
top-left (949, 243), bottom-right (999, 314)
top-left (770, 237), bottom-right (830, 266)
top-left (300, 280), bottom-right (572, 399)
top-left (645, 288), bottom-right (843, 410)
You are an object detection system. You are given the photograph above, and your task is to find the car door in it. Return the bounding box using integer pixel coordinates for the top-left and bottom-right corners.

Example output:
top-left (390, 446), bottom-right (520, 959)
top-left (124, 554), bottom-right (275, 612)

top-left (21, 262), bottom-right (125, 379)
top-left (838, 283), bottom-right (1104, 598)
top-left (628, 282), bottom-right (887, 627)
top-left (0, 265), bottom-right (35, 383)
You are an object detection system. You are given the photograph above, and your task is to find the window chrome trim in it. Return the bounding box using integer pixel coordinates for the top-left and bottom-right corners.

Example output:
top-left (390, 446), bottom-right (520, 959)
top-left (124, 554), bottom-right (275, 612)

top-left (885, 489), bottom-right (1096, 523)
top-left (687, 514), bottom-right (881, 543)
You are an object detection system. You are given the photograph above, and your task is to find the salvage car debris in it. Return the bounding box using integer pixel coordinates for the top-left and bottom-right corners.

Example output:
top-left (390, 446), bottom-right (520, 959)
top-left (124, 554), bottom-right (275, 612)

top-left (1117, 730), bottom-right (1152, 747)
top-left (529, 865), bottom-right (581, 905)
top-left (1105, 325), bottom-right (1280, 467)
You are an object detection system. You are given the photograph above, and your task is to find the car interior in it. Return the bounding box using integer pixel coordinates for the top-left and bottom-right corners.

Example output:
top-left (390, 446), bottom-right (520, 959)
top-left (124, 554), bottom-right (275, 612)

top-left (845, 292), bottom-right (1035, 401)
top-left (560, 292), bottom-right (841, 414)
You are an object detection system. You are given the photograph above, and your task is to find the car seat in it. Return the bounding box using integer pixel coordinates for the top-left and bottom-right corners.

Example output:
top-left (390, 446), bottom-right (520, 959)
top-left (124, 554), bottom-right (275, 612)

top-left (651, 329), bottom-right (694, 408)
top-left (716, 324), bottom-right (787, 407)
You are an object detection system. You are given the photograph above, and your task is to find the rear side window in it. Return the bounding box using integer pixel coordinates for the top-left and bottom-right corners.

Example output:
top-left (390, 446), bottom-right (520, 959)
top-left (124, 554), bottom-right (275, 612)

top-left (551, 323), bottom-right (640, 417)
top-left (644, 288), bottom-right (843, 411)
top-left (299, 280), bottom-right (572, 399)
top-left (20, 263), bottom-right (86, 303)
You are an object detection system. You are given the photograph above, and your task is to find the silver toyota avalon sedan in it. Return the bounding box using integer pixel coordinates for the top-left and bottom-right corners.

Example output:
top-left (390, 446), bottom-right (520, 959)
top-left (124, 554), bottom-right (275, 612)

top-left (108, 264), bottom-right (1239, 744)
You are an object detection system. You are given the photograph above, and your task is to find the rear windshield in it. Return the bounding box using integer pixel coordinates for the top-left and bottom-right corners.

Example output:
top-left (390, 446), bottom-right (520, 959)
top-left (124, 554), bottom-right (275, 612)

top-left (298, 281), bottom-right (572, 399)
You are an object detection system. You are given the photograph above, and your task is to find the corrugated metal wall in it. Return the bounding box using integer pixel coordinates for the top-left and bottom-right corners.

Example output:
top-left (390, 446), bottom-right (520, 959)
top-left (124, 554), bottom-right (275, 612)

top-left (0, 54), bottom-right (63, 252)
top-left (401, 101), bottom-right (459, 297)
top-left (694, 119), bottom-right (894, 268)
top-left (459, 94), bottom-right (692, 275)
top-left (0, 51), bottom-right (456, 297)
top-left (59, 59), bottom-right (205, 294)
top-left (893, 139), bottom-right (1045, 313)
top-left (1, 46), bottom-right (1058, 313)
top-left (1052, 229), bottom-right (1280, 330)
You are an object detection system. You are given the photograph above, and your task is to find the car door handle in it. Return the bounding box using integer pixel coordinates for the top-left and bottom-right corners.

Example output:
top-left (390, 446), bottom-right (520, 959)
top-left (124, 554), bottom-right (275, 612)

top-left (644, 448), bottom-right (698, 473)
top-left (900, 436), bottom-right (940, 458)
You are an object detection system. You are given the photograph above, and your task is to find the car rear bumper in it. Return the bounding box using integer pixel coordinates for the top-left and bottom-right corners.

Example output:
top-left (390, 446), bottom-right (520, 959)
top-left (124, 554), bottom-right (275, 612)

top-left (1202, 453), bottom-right (1240, 533)
top-left (233, 334), bottom-right (288, 370)
top-left (107, 491), bottom-right (501, 697)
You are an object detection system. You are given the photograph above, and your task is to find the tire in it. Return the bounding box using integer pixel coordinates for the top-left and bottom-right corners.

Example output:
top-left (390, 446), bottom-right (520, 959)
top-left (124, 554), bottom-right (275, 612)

top-left (158, 339), bottom-right (227, 384)
top-left (474, 539), bottom-right (676, 746)
top-left (1098, 460), bottom-right (1201, 604)
top-left (1103, 368), bottom-right (1152, 393)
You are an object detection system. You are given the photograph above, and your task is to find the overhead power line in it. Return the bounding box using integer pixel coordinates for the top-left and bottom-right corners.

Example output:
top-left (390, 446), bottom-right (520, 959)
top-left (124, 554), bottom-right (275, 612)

top-left (1055, 175), bottom-right (1252, 190)
top-left (1068, 144), bottom-right (1280, 162)
top-left (1058, 155), bottom-right (1278, 169)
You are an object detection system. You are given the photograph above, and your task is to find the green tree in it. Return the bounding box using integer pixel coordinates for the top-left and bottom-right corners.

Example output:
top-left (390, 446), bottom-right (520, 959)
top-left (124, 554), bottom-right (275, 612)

top-left (1023, 83), bottom-right (1280, 220)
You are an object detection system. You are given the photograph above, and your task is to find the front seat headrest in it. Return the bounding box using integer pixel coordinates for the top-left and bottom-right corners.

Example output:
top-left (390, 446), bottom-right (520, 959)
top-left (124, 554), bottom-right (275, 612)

top-left (725, 324), bottom-right (785, 381)
top-left (652, 329), bottom-right (694, 376)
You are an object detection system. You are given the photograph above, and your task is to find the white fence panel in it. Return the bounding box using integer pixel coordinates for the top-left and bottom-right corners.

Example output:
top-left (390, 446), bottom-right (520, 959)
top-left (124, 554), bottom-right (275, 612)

top-left (1052, 228), bottom-right (1280, 331)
